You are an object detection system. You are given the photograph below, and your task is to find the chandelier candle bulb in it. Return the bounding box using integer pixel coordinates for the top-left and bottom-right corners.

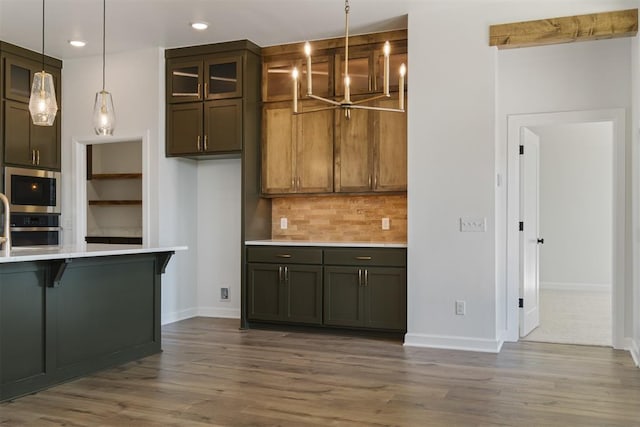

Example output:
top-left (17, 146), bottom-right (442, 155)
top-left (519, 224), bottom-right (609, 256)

top-left (292, 67), bottom-right (299, 113)
top-left (383, 41), bottom-right (390, 96)
top-left (345, 76), bottom-right (351, 102)
top-left (304, 42), bottom-right (313, 95)
top-left (399, 63), bottom-right (406, 110)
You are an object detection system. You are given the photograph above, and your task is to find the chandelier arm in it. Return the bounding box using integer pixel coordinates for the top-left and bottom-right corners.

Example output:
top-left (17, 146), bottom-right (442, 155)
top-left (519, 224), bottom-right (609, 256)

top-left (306, 94), bottom-right (342, 106)
top-left (294, 106), bottom-right (341, 115)
top-left (350, 94), bottom-right (392, 105)
top-left (348, 105), bottom-right (405, 113)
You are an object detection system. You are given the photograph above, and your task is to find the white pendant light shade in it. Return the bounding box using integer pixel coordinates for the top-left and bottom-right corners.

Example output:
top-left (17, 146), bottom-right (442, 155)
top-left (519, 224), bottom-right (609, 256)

top-left (28, 71), bottom-right (58, 126)
top-left (93, 90), bottom-right (115, 135)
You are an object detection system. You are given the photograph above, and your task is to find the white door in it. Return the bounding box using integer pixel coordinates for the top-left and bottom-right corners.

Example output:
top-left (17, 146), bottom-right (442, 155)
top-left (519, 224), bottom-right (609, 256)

top-left (520, 127), bottom-right (541, 337)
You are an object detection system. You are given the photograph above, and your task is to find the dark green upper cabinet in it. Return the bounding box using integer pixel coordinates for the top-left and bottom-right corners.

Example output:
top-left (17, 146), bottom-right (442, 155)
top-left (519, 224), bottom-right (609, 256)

top-left (1, 43), bottom-right (62, 171)
top-left (165, 41), bottom-right (260, 158)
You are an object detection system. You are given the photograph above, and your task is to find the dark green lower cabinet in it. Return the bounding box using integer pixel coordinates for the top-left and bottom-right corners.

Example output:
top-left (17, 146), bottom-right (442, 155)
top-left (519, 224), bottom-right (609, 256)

top-left (247, 263), bottom-right (322, 325)
top-left (324, 266), bottom-right (406, 331)
top-left (0, 253), bottom-right (169, 402)
top-left (245, 246), bottom-right (407, 333)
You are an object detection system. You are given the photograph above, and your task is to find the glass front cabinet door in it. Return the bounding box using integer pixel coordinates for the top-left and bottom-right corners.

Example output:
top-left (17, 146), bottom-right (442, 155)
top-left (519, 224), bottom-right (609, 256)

top-left (205, 56), bottom-right (242, 100)
top-left (167, 60), bottom-right (203, 103)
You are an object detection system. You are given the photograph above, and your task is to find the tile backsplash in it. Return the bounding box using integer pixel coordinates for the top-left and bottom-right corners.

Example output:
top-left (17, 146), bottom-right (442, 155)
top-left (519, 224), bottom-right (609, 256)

top-left (271, 195), bottom-right (407, 242)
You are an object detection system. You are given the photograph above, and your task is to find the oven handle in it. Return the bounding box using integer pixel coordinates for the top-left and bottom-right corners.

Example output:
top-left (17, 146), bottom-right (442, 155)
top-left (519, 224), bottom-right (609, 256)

top-left (10, 227), bottom-right (61, 232)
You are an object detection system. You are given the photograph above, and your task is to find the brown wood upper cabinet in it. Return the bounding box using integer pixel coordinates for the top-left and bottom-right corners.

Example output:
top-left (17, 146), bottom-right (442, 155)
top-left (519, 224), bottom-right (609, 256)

top-left (261, 30), bottom-right (407, 195)
top-left (262, 100), bottom-right (333, 195)
top-left (262, 54), bottom-right (332, 102)
top-left (165, 41), bottom-right (260, 158)
top-left (333, 94), bottom-right (407, 193)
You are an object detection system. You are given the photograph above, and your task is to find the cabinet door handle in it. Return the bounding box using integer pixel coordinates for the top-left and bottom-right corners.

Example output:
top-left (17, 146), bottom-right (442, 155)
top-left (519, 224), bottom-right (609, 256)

top-left (368, 175), bottom-right (372, 189)
top-left (291, 178), bottom-right (295, 190)
top-left (279, 266), bottom-right (283, 282)
top-left (284, 266), bottom-right (289, 283)
top-left (276, 254), bottom-right (292, 258)
top-left (358, 268), bottom-right (363, 286)
top-left (36, 150), bottom-right (40, 166)
top-left (197, 83), bottom-right (201, 98)
top-left (374, 175), bottom-right (377, 189)
top-left (204, 82), bottom-right (208, 97)
top-left (197, 135), bottom-right (201, 151)
top-left (364, 269), bottom-right (368, 287)
top-left (31, 149), bottom-right (35, 165)
top-left (355, 256), bottom-right (372, 261)
top-left (204, 135), bottom-right (208, 151)
top-left (297, 177), bottom-right (301, 190)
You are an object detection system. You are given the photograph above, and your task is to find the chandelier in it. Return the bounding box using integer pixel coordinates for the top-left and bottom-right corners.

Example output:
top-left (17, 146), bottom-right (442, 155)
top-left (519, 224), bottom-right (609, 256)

top-left (292, 0), bottom-right (406, 118)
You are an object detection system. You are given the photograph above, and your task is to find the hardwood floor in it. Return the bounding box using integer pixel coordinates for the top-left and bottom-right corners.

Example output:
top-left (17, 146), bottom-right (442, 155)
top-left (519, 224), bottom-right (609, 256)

top-left (1, 317), bottom-right (639, 426)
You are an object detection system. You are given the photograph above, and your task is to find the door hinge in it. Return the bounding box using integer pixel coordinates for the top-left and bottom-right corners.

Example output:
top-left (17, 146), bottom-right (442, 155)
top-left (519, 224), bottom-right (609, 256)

top-left (519, 221), bottom-right (524, 231)
top-left (519, 145), bottom-right (524, 155)
top-left (518, 298), bottom-right (523, 308)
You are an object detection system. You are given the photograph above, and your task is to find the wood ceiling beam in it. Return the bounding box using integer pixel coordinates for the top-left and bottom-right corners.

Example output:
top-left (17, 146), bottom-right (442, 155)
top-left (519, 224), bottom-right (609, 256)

top-left (489, 9), bottom-right (638, 49)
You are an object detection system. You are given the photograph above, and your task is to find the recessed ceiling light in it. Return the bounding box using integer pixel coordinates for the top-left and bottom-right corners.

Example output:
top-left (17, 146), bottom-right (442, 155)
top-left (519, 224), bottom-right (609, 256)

top-left (69, 40), bottom-right (86, 47)
top-left (191, 21), bottom-right (208, 31)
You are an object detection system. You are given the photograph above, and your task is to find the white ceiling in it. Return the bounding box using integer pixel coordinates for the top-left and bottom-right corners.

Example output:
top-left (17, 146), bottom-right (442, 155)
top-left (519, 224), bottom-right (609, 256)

top-left (0, 0), bottom-right (410, 60)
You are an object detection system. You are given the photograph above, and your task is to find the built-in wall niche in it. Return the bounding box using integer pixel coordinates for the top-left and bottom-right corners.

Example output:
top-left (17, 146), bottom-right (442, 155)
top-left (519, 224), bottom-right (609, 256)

top-left (85, 140), bottom-right (143, 244)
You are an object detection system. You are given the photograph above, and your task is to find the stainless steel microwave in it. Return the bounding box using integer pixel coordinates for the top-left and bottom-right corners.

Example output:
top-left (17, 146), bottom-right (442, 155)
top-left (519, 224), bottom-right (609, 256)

top-left (4, 167), bottom-right (61, 214)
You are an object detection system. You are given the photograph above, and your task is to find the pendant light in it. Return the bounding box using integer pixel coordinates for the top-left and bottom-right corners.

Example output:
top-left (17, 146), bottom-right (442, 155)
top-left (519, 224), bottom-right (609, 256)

top-left (93, 0), bottom-right (115, 135)
top-left (28, 0), bottom-right (58, 126)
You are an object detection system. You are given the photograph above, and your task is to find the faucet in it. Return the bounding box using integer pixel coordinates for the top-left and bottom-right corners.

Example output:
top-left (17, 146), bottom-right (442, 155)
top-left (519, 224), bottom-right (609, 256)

top-left (0, 193), bottom-right (10, 256)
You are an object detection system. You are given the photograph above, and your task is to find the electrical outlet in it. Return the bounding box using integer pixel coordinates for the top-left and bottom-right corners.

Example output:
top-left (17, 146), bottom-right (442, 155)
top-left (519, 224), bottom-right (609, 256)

top-left (220, 287), bottom-right (229, 301)
top-left (381, 217), bottom-right (390, 230)
top-left (460, 217), bottom-right (486, 232)
top-left (455, 300), bottom-right (466, 315)
top-left (280, 217), bottom-right (288, 230)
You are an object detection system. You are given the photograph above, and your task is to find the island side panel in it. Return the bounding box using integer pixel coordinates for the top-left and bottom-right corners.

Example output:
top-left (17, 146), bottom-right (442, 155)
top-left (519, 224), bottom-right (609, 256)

top-left (50, 254), bottom-right (162, 383)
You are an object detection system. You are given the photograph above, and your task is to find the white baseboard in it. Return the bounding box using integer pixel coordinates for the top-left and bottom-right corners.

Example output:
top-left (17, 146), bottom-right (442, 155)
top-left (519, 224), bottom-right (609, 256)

top-left (630, 339), bottom-right (639, 368)
top-left (161, 308), bottom-right (198, 325)
top-left (198, 306), bottom-right (241, 319)
top-left (541, 281), bottom-right (611, 292)
top-left (404, 332), bottom-right (503, 353)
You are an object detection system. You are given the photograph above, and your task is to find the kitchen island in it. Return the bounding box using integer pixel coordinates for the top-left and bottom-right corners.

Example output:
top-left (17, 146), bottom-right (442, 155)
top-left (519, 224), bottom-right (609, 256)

top-left (0, 244), bottom-right (186, 402)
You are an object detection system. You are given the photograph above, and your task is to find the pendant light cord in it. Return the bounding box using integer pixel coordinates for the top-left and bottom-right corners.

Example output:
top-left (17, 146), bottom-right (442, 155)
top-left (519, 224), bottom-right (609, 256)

top-left (41, 0), bottom-right (45, 70)
top-left (102, 0), bottom-right (106, 92)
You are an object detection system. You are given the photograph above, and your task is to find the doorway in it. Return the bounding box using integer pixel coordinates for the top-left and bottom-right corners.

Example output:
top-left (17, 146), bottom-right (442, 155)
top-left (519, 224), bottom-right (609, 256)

top-left (506, 109), bottom-right (625, 349)
top-left (519, 122), bottom-right (613, 346)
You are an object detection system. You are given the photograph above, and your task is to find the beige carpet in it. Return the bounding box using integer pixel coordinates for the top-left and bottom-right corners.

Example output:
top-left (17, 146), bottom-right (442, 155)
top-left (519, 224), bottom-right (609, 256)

top-left (521, 288), bottom-right (612, 346)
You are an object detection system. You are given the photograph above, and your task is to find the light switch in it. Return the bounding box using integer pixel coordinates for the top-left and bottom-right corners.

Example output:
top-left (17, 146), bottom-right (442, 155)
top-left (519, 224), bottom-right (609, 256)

top-left (460, 217), bottom-right (486, 232)
top-left (280, 217), bottom-right (288, 230)
top-left (382, 218), bottom-right (390, 230)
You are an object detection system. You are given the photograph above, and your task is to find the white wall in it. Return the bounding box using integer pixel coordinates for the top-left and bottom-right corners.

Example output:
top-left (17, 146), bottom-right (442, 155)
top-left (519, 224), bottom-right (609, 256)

top-left (61, 48), bottom-right (199, 324)
top-left (535, 123), bottom-right (612, 289)
top-left (196, 159), bottom-right (242, 318)
top-left (406, 0), bottom-right (637, 352)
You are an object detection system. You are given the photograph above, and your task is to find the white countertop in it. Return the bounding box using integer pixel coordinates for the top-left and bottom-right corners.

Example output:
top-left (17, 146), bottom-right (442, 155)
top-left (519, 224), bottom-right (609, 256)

top-left (245, 240), bottom-right (407, 248)
top-left (0, 244), bottom-right (187, 263)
